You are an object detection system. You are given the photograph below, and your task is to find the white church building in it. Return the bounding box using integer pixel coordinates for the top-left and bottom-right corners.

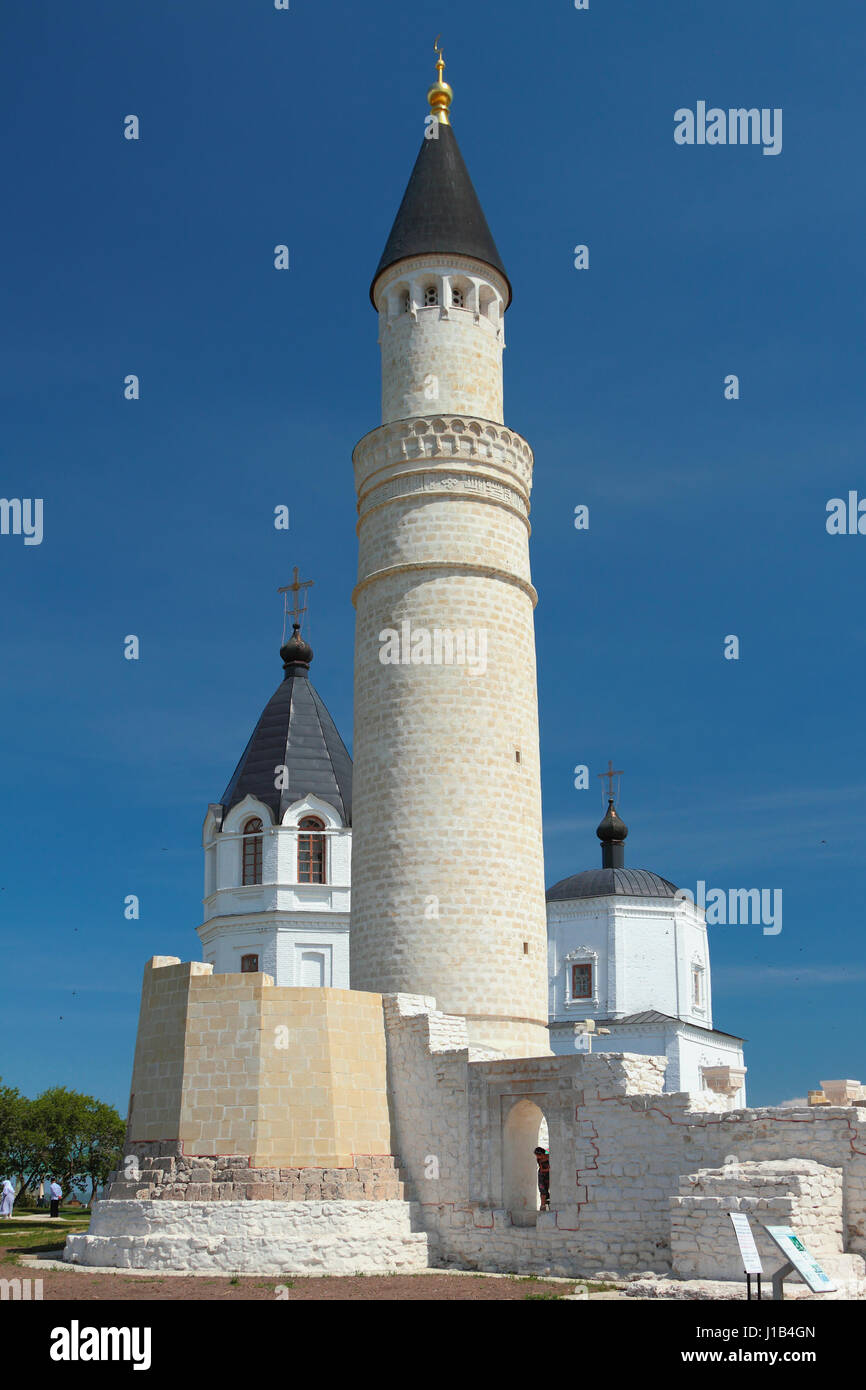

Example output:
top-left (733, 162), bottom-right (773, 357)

top-left (546, 796), bottom-right (746, 1105)
top-left (197, 622), bottom-right (353, 990)
top-left (196, 622), bottom-right (745, 1103)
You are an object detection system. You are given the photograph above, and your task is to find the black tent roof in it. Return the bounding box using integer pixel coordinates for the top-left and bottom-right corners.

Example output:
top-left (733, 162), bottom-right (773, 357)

top-left (371, 122), bottom-right (511, 307)
top-left (220, 662), bottom-right (352, 826)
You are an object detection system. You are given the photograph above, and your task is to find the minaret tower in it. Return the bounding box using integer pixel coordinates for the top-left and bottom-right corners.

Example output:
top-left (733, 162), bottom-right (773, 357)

top-left (350, 48), bottom-right (549, 1057)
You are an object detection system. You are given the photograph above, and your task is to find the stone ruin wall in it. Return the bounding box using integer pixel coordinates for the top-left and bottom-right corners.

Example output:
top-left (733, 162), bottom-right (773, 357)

top-left (383, 994), bottom-right (866, 1278)
top-left (102, 968), bottom-right (866, 1282)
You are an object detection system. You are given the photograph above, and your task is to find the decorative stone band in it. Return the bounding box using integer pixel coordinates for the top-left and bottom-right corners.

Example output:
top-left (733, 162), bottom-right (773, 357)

top-left (351, 560), bottom-right (539, 609)
top-left (353, 416), bottom-right (534, 497)
top-left (103, 1149), bottom-right (414, 1204)
top-left (357, 467), bottom-right (529, 529)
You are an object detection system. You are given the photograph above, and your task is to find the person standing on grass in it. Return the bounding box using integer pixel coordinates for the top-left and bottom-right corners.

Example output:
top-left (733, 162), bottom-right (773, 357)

top-left (49, 1178), bottom-right (62, 1218)
top-left (534, 1146), bottom-right (550, 1211)
top-left (0, 1178), bottom-right (14, 1217)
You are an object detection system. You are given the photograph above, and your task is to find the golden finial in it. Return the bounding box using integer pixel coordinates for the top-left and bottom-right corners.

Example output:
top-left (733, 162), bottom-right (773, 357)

top-left (428, 35), bottom-right (453, 126)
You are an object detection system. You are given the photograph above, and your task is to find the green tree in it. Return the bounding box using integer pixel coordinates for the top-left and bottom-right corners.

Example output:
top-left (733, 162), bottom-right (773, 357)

top-left (31, 1087), bottom-right (93, 1196)
top-left (81, 1098), bottom-right (125, 1204)
top-left (0, 1082), bottom-right (125, 1205)
top-left (0, 1082), bottom-right (44, 1202)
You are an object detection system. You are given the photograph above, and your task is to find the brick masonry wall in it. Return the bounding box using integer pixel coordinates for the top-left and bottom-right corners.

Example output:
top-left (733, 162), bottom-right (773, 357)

top-left (671, 1160), bottom-right (844, 1281)
top-left (105, 1148), bottom-right (412, 1203)
top-left (350, 415), bottom-right (550, 1058)
top-left (375, 255), bottom-right (509, 425)
top-left (126, 960), bottom-right (392, 1169)
top-left (382, 993), bottom-right (866, 1278)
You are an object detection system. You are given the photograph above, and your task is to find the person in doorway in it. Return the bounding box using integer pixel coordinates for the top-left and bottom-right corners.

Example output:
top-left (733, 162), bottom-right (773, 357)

top-left (0, 1178), bottom-right (14, 1218)
top-left (534, 1146), bottom-right (550, 1211)
top-left (49, 1178), bottom-right (62, 1218)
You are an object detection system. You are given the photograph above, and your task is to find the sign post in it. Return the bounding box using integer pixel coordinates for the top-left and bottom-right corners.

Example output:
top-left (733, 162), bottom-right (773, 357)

top-left (764, 1225), bottom-right (836, 1300)
top-left (728, 1212), bottom-right (764, 1300)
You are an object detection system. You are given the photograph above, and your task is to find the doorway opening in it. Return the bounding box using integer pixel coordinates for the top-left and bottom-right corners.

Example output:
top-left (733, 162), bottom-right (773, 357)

top-left (502, 1098), bottom-right (550, 1227)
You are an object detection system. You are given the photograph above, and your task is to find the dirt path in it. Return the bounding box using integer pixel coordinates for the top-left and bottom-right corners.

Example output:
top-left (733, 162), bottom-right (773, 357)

top-left (1, 1254), bottom-right (586, 1301)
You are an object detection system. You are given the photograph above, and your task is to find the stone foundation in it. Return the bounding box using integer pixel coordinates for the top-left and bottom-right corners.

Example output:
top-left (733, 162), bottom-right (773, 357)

top-left (66, 1199), bottom-right (434, 1274)
top-left (75, 987), bottom-right (866, 1287)
top-left (104, 1146), bottom-right (414, 1203)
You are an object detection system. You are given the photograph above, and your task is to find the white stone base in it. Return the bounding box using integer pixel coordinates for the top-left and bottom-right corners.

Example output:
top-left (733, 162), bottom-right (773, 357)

top-left (64, 1200), bottom-right (435, 1275)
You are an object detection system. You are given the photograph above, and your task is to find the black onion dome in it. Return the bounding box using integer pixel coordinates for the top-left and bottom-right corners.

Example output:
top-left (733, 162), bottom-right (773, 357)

top-left (597, 799), bottom-right (628, 844)
top-left (371, 122), bottom-right (511, 307)
top-left (546, 868), bottom-right (678, 903)
top-left (280, 623), bottom-right (313, 672)
top-left (220, 638), bottom-right (352, 826)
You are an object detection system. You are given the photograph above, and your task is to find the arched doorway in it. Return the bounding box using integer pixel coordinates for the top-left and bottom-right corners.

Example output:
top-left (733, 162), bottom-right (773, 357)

top-left (502, 1098), bottom-right (549, 1226)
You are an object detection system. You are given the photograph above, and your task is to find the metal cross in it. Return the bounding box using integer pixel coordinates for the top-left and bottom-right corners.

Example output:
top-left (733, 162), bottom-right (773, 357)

top-left (278, 568), bottom-right (314, 641)
top-left (598, 760), bottom-right (624, 799)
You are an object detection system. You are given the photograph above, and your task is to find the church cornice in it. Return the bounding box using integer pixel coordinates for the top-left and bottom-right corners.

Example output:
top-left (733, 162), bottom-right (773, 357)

top-left (197, 914), bottom-right (350, 939)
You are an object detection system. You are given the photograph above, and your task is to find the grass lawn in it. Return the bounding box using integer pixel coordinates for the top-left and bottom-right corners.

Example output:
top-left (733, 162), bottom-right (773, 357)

top-left (1, 1211), bottom-right (91, 1260)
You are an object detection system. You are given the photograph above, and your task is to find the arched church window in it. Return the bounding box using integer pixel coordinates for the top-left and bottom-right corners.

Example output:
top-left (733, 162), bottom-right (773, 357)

top-left (240, 953), bottom-right (259, 973)
top-left (401, 291), bottom-right (410, 313)
top-left (297, 816), bottom-right (326, 884)
top-left (241, 817), bottom-right (263, 886)
top-left (451, 287), bottom-right (465, 308)
top-left (423, 284), bottom-right (439, 308)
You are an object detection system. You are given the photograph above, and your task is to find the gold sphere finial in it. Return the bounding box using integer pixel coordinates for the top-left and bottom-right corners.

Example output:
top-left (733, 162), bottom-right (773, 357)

top-left (428, 35), bottom-right (453, 126)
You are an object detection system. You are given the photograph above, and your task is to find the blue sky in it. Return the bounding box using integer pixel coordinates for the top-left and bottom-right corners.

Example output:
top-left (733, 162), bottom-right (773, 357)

top-left (2, 0), bottom-right (864, 1111)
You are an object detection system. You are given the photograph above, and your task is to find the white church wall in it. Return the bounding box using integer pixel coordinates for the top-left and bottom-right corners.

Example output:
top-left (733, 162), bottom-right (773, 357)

top-left (198, 917), bottom-right (350, 988)
top-left (275, 922), bottom-right (350, 989)
top-left (548, 897), bottom-right (722, 1034)
top-left (547, 904), bottom-right (610, 1019)
top-left (674, 904), bottom-right (713, 1028)
top-left (615, 907), bottom-right (682, 1018)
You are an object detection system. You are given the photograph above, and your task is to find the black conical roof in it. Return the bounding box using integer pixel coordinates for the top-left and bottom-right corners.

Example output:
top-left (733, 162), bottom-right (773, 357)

top-left (220, 654), bottom-right (352, 826)
top-left (371, 122), bottom-right (511, 307)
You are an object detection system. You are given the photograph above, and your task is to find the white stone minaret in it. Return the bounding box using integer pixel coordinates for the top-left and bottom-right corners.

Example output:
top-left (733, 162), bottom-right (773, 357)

top-left (350, 52), bottom-right (550, 1057)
